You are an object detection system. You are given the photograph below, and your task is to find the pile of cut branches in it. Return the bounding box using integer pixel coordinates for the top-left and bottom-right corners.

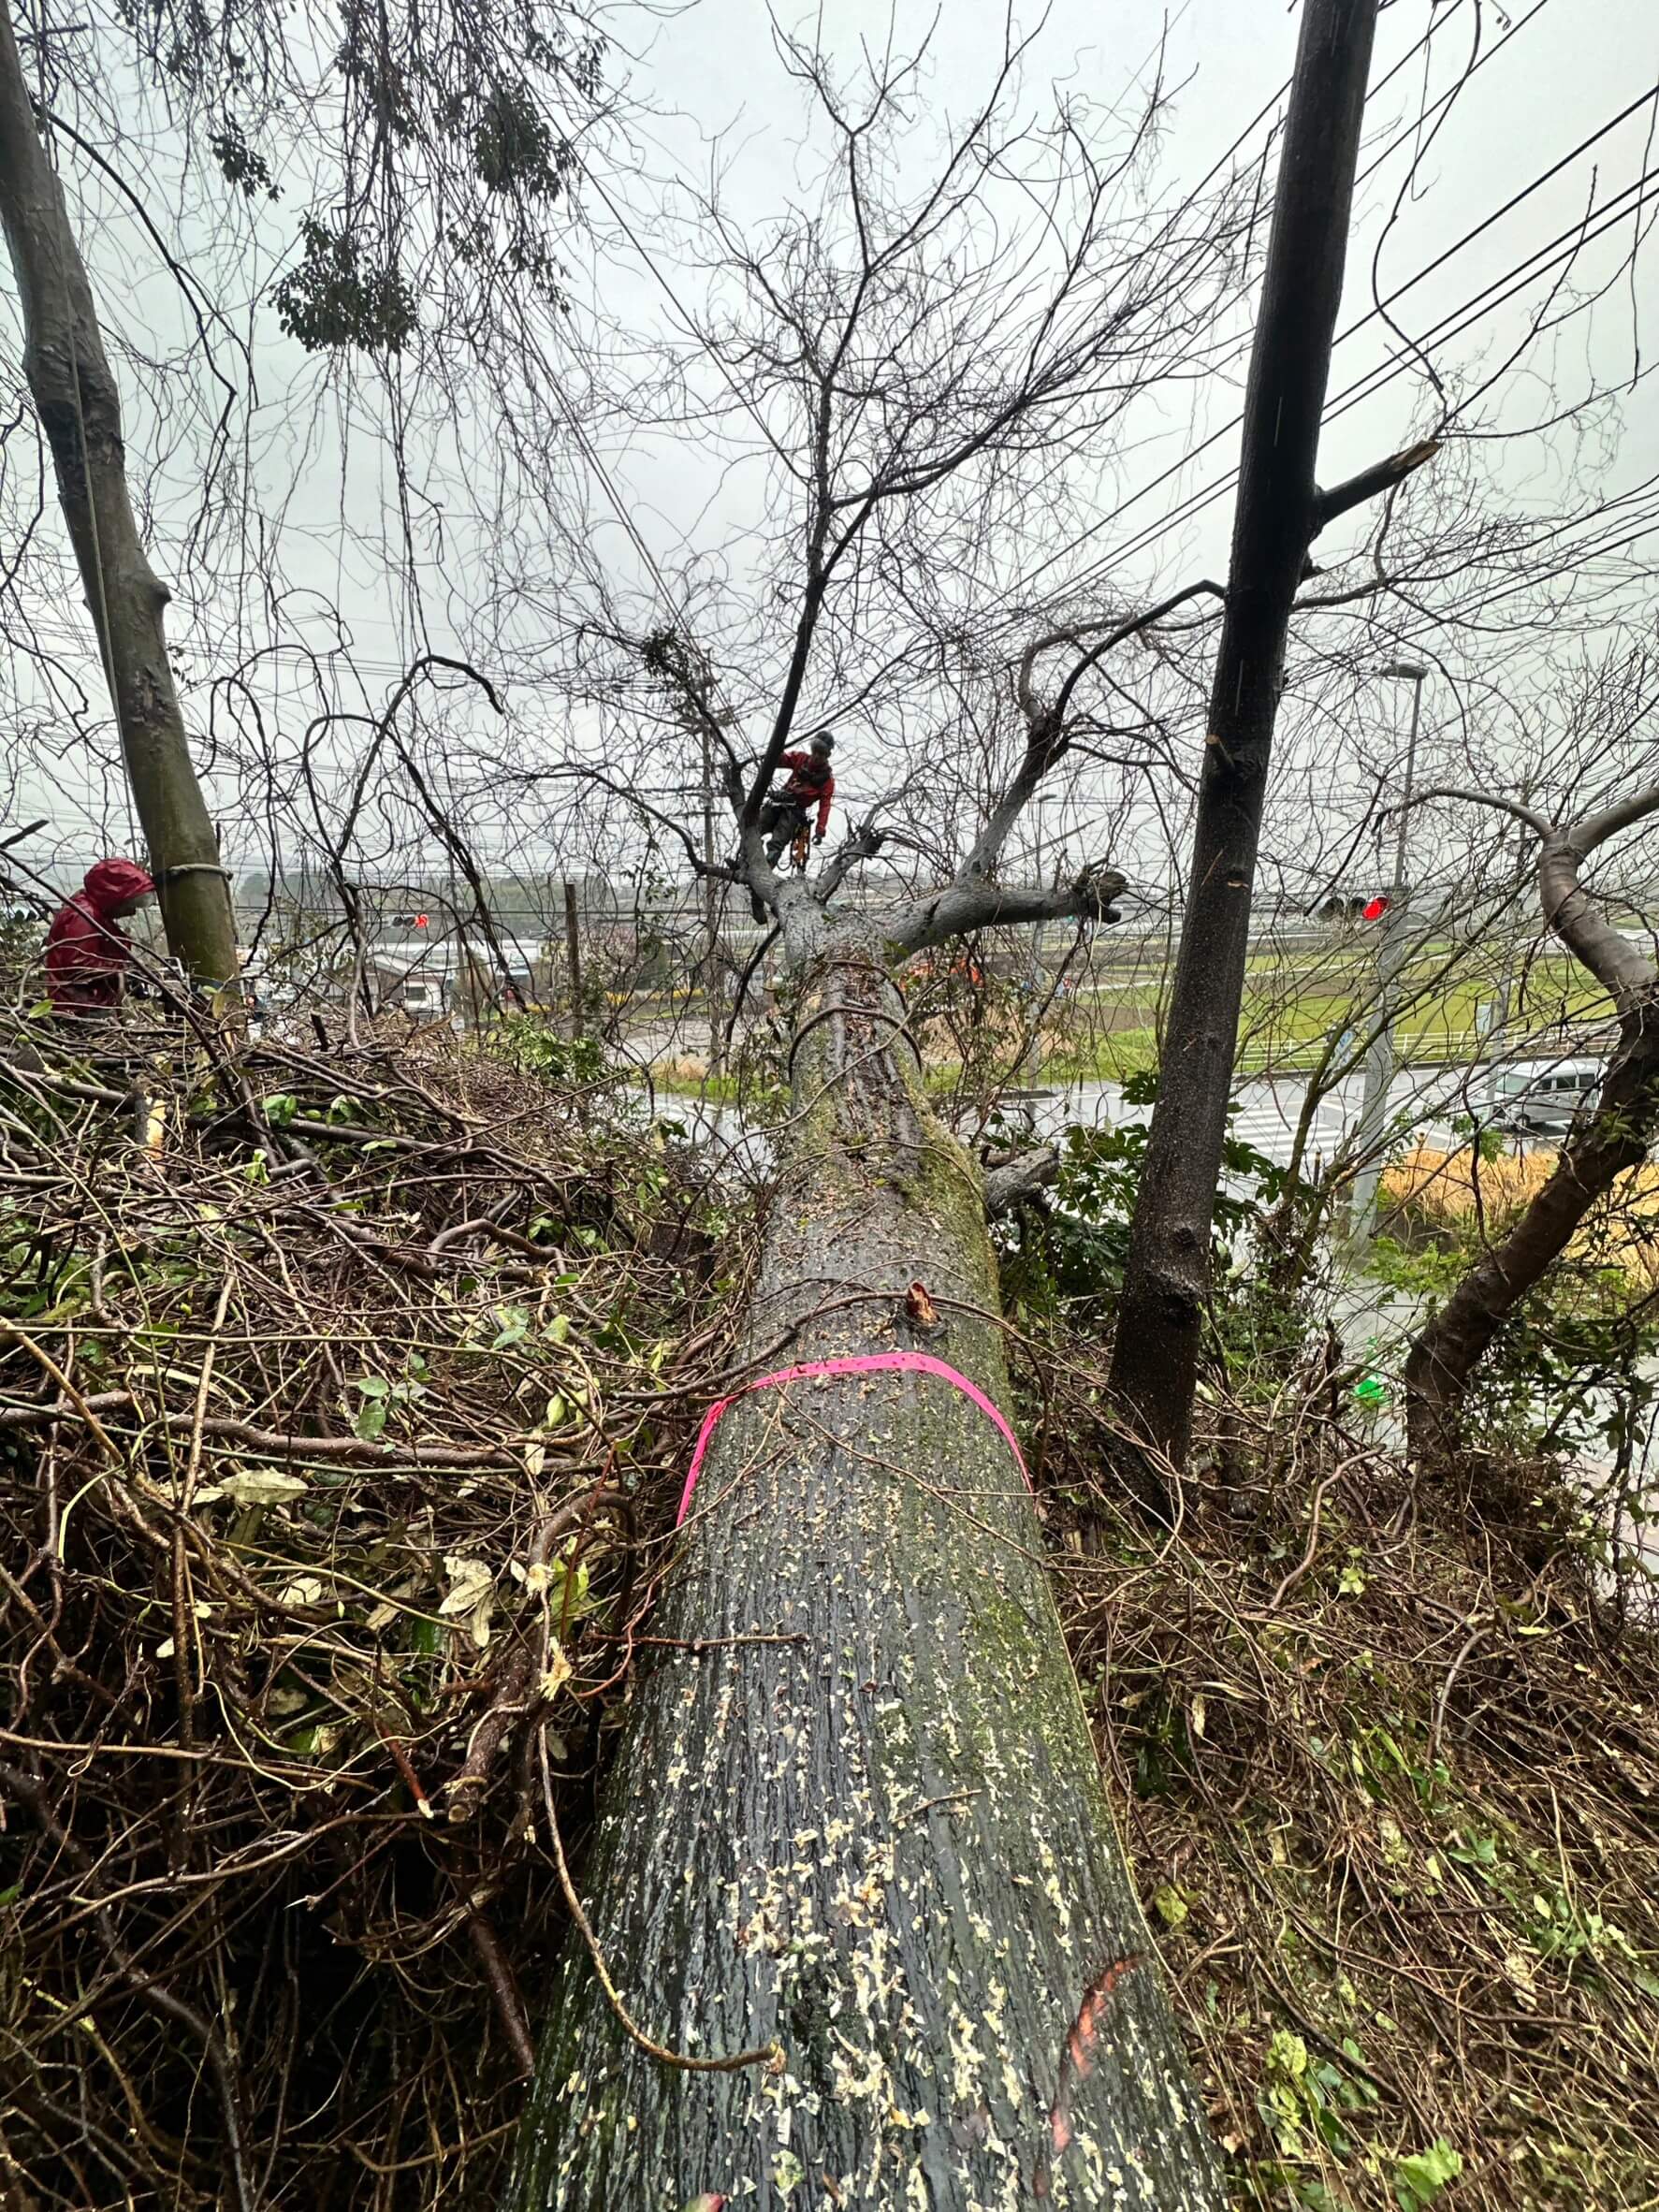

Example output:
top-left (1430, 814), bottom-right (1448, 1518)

top-left (0, 1008), bottom-right (758, 2210)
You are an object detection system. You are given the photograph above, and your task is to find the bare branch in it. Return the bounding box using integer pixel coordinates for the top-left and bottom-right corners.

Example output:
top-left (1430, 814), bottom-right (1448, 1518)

top-left (1540, 826), bottom-right (1659, 1012)
top-left (1402, 784), bottom-right (1553, 838)
top-left (1567, 779), bottom-right (1659, 859)
top-left (1046, 581), bottom-right (1227, 734)
top-left (1404, 781), bottom-right (1659, 1011)
top-left (814, 821), bottom-right (888, 903)
top-left (975, 583), bottom-right (1226, 890)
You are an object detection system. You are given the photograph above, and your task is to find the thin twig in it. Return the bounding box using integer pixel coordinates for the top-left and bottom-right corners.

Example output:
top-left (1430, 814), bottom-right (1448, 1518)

top-left (1270, 1470), bottom-right (1343, 1609)
top-left (536, 1729), bottom-right (781, 2074)
top-left (1430, 1620), bottom-right (1491, 1776)
top-left (467, 1913), bottom-right (537, 2079)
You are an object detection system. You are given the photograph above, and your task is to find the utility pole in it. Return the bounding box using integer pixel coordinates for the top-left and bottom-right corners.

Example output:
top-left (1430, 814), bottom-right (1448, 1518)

top-left (657, 635), bottom-right (731, 1078)
top-left (1486, 783), bottom-right (1532, 1055)
top-left (1017, 792), bottom-right (1048, 1093)
top-left (688, 694), bottom-right (738, 1082)
top-left (564, 880), bottom-right (584, 1040)
top-left (1349, 662), bottom-right (1426, 1249)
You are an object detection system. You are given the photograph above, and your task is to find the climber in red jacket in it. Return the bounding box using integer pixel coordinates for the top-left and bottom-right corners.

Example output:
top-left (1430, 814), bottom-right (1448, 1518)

top-left (44, 858), bottom-right (155, 1014)
top-left (759, 731), bottom-right (836, 864)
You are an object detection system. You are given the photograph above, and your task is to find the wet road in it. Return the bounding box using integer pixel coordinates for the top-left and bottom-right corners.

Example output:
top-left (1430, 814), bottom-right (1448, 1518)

top-left (640, 1060), bottom-right (1484, 1178)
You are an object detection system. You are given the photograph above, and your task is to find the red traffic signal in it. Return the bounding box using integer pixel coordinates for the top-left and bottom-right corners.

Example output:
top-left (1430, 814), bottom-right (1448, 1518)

top-left (1361, 895), bottom-right (1390, 922)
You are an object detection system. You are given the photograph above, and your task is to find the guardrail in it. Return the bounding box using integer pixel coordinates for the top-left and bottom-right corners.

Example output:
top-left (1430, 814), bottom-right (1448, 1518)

top-left (1229, 1025), bottom-right (1614, 1078)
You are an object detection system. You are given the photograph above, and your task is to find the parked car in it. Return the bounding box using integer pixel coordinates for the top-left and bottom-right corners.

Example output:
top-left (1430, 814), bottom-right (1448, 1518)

top-left (1477, 1057), bottom-right (1603, 1139)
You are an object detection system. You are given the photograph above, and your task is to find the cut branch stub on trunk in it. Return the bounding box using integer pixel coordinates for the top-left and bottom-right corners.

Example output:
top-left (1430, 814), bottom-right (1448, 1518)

top-left (984, 1143), bottom-right (1062, 1219)
top-left (507, 926), bottom-right (1222, 2211)
top-left (890, 864), bottom-right (1128, 954)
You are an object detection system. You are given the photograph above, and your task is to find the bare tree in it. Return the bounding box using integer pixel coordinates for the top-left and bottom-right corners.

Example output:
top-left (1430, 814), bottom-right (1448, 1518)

top-left (502, 28), bottom-right (1253, 2205)
top-left (495, 16), bottom-right (1659, 2183)
top-left (1104, 0), bottom-right (1440, 1480)
top-left (0, 0), bottom-right (238, 985)
top-left (1404, 764), bottom-right (1659, 1463)
top-left (0, 0), bottom-right (618, 969)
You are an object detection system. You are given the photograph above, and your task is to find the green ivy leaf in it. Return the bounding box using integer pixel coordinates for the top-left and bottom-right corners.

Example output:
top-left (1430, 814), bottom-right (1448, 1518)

top-left (1393, 2140), bottom-right (1463, 2209)
top-left (491, 1306), bottom-right (530, 1350)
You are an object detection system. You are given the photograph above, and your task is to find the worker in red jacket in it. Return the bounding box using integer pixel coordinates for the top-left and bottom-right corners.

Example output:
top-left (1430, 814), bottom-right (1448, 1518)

top-left (760, 731), bottom-right (836, 864)
top-left (44, 858), bottom-right (156, 1014)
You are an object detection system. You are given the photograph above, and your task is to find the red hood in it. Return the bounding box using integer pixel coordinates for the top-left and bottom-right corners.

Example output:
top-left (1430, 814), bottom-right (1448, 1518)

top-left (81, 859), bottom-right (155, 915)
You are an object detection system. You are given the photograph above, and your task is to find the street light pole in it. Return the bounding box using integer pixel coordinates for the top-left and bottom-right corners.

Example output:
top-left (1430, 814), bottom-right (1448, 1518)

top-left (1486, 779), bottom-right (1531, 1055)
top-left (1349, 662), bottom-right (1427, 1252)
top-left (1019, 792), bottom-right (1048, 1092)
top-left (701, 722), bottom-right (722, 1079)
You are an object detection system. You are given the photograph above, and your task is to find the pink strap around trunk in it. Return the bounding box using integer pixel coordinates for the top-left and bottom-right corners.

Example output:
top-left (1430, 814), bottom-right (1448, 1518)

top-left (675, 1348), bottom-right (1032, 1526)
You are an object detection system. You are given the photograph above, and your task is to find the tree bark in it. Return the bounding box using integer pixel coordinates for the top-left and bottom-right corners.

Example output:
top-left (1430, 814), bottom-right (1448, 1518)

top-left (0, 0), bottom-right (238, 991)
top-left (1404, 1005), bottom-right (1659, 1463)
top-left (1107, 0), bottom-right (1380, 1475)
top-left (506, 919), bottom-right (1222, 2210)
top-left (1400, 791), bottom-right (1659, 1464)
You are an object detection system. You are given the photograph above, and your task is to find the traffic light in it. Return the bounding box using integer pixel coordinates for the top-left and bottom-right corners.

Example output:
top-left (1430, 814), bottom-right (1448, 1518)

top-left (1361, 895), bottom-right (1390, 923)
top-left (390, 912), bottom-right (431, 929)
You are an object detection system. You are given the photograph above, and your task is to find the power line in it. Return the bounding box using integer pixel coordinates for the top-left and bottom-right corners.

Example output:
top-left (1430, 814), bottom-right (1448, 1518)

top-left (1083, 153), bottom-right (1659, 593)
top-left (16, 0), bottom-right (1639, 786)
top-left (16, 122), bottom-right (1651, 716)
top-left (983, 68), bottom-right (1657, 624)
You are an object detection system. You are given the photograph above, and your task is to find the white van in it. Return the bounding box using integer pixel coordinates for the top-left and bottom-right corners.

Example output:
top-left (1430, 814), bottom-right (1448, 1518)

top-left (391, 972), bottom-right (448, 1017)
top-left (1477, 1058), bottom-right (1603, 1139)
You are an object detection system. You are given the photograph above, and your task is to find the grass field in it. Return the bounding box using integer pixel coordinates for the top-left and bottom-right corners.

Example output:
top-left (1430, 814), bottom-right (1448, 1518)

top-left (1049, 954), bottom-right (1608, 1082)
top-left (640, 944), bottom-right (1611, 1096)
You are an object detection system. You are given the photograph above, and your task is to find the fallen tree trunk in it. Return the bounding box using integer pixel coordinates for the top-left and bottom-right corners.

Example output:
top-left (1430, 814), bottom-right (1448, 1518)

top-left (507, 926), bottom-right (1222, 2209)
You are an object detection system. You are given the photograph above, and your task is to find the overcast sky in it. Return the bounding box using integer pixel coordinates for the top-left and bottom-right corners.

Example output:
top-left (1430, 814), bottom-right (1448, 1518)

top-left (625, 0), bottom-right (1658, 563)
top-left (4, 0), bottom-right (1657, 898)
